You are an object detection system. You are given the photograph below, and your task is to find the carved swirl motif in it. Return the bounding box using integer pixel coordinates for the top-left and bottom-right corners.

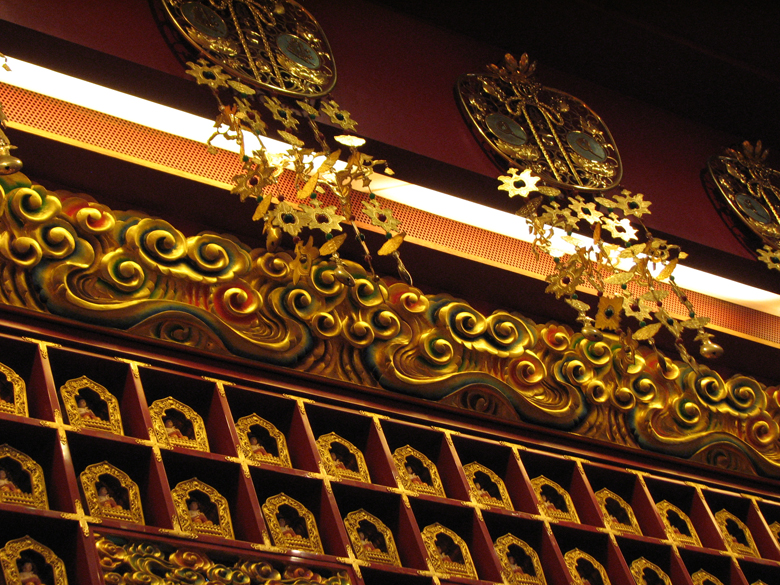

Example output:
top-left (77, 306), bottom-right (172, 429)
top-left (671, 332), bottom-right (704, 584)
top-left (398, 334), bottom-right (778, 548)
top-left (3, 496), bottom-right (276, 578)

top-left (95, 533), bottom-right (350, 584)
top-left (2, 175), bottom-right (780, 478)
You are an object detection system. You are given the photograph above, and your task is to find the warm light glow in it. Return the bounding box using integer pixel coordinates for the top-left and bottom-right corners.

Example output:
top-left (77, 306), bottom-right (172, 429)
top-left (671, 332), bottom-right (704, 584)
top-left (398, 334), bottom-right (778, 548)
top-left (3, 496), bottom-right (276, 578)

top-left (3, 56), bottom-right (779, 318)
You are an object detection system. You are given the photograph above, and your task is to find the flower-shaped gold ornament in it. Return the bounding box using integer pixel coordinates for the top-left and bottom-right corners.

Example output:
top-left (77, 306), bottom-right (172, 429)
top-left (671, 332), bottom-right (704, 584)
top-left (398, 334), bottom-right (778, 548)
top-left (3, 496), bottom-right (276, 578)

top-left (609, 190), bottom-right (652, 218)
top-left (601, 214), bottom-right (638, 243)
top-left (262, 96), bottom-right (299, 130)
top-left (568, 195), bottom-right (603, 225)
top-left (498, 168), bottom-right (541, 198)
top-left (319, 100), bottom-right (358, 131)
top-left (185, 59), bottom-right (230, 90)
top-left (300, 199), bottom-right (345, 234)
top-left (234, 97), bottom-right (267, 136)
top-left (757, 244), bottom-right (780, 271)
top-left (363, 199), bottom-right (401, 233)
top-left (270, 200), bottom-right (305, 236)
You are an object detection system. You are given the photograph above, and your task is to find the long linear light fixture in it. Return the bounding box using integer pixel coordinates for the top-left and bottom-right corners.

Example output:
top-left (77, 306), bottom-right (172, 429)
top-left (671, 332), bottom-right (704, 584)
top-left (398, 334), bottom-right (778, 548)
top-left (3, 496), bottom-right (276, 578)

top-left (3, 56), bottom-right (780, 318)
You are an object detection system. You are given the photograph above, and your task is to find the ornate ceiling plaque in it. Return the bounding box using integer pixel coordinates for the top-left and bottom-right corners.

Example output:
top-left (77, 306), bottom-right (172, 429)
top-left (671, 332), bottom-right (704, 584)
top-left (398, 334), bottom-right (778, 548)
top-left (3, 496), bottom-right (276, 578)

top-left (457, 54), bottom-right (622, 191)
top-left (161, 0), bottom-right (336, 97)
top-left (708, 141), bottom-right (780, 252)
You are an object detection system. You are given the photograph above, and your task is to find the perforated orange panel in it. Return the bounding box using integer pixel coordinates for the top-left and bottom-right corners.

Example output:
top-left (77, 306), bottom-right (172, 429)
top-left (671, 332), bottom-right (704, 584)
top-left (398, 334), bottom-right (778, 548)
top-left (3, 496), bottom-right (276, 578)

top-left (1, 82), bottom-right (778, 347)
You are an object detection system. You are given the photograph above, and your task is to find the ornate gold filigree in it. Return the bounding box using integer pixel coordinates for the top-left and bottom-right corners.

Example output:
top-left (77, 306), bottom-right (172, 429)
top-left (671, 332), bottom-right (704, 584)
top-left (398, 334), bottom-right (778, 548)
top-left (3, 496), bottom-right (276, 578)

top-left (595, 488), bottom-right (641, 535)
top-left (392, 445), bottom-right (445, 497)
top-left (171, 478), bottom-right (234, 539)
top-left (494, 534), bottom-right (546, 585)
top-left (343, 509), bottom-right (400, 567)
top-left (95, 533), bottom-right (351, 585)
top-left (0, 361), bottom-right (26, 416)
top-left (0, 536), bottom-right (67, 584)
top-left (149, 397), bottom-right (210, 452)
top-left (564, 549), bottom-right (611, 585)
top-left (60, 375), bottom-right (123, 435)
top-left (656, 500), bottom-right (701, 546)
top-left (316, 433), bottom-right (370, 483)
top-left (631, 557), bottom-right (671, 585)
top-left (457, 53), bottom-right (622, 191)
top-left (0, 444), bottom-right (48, 510)
top-left (463, 462), bottom-right (512, 510)
top-left (421, 523), bottom-right (477, 579)
top-left (769, 521), bottom-right (780, 545)
top-left (262, 493), bottom-right (323, 553)
top-left (715, 509), bottom-right (759, 557)
top-left (79, 461), bottom-right (144, 524)
top-left (235, 413), bottom-right (291, 468)
top-left (691, 569), bottom-right (725, 585)
top-left (1, 178), bottom-right (780, 480)
top-left (530, 476), bottom-right (579, 523)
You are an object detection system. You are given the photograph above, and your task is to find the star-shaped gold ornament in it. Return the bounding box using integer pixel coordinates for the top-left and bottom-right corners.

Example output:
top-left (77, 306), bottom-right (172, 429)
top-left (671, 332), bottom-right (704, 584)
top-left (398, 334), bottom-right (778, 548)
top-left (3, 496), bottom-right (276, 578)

top-left (271, 200), bottom-right (305, 236)
top-left (320, 100), bottom-right (358, 131)
top-left (300, 199), bottom-right (345, 234)
top-left (595, 296), bottom-right (623, 330)
top-left (498, 168), bottom-right (541, 198)
top-left (757, 245), bottom-right (780, 271)
top-left (602, 214), bottom-right (638, 243)
top-left (362, 199), bottom-right (401, 233)
top-left (612, 190), bottom-right (652, 218)
top-left (185, 59), bottom-right (230, 90)
top-left (262, 96), bottom-right (299, 130)
top-left (568, 196), bottom-right (603, 225)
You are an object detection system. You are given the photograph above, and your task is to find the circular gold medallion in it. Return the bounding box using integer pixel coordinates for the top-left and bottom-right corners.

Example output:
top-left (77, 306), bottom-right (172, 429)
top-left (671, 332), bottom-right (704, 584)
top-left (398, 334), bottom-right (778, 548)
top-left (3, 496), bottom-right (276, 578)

top-left (457, 56), bottom-right (622, 191)
top-left (161, 0), bottom-right (336, 97)
top-left (708, 143), bottom-right (780, 249)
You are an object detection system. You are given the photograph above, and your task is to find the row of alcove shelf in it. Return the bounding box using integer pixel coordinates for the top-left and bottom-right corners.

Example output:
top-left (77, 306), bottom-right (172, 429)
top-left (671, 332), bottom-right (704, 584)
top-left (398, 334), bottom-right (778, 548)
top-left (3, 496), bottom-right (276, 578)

top-left (0, 332), bottom-right (779, 584)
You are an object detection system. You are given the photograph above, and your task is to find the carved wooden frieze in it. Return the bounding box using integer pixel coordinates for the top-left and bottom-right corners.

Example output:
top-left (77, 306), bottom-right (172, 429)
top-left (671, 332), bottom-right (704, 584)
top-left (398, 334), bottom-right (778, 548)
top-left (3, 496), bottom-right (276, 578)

top-left (3, 176), bottom-right (780, 479)
top-left (95, 534), bottom-right (350, 585)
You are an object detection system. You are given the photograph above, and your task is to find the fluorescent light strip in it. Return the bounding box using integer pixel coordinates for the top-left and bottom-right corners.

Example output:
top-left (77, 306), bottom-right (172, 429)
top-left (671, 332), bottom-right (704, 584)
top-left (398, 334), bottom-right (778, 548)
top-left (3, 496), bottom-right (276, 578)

top-left (3, 56), bottom-right (780, 317)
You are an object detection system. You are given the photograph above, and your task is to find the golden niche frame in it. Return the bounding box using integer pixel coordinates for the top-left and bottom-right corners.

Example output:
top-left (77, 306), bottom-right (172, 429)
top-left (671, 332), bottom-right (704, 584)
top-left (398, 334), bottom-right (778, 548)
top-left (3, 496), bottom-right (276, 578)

top-left (171, 478), bottom-right (234, 539)
top-left (463, 462), bottom-right (512, 510)
top-left (656, 500), bottom-right (701, 546)
top-left (631, 557), bottom-right (672, 585)
top-left (60, 376), bottom-right (123, 435)
top-left (714, 509), bottom-right (760, 557)
top-left (692, 569), bottom-right (725, 585)
top-left (0, 361), bottom-right (27, 416)
top-left (316, 432), bottom-right (370, 483)
top-left (235, 413), bottom-right (291, 468)
top-left (149, 397), bottom-right (210, 452)
top-left (392, 445), bottom-right (445, 497)
top-left (494, 533), bottom-right (546, 585)
top-left (262, 493), bottom-right (323, 553)
top-left (0, 444), bottom-right (48, 510)
top-left (421, 523), bottom-right (477, 579)
top-left (343, 509), bottom-right (401, 567)
top-left (595, 488), bottom-right (642, 535)
top-left (530, 476), bottom-right (579, 523)
top-left (564, 549), bottom-right (611, 585)
top-left (0, 536), bottom-right (68, 585)
top-left (79, 461), bottom-right (144, 524)
top-left (769, 521), bottom-right (780, 545)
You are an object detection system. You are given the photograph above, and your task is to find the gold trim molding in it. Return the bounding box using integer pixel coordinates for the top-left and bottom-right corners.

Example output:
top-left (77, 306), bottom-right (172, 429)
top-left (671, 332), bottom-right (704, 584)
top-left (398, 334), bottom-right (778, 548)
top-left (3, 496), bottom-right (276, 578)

top-left (3, 175), bottom-right (780, 477)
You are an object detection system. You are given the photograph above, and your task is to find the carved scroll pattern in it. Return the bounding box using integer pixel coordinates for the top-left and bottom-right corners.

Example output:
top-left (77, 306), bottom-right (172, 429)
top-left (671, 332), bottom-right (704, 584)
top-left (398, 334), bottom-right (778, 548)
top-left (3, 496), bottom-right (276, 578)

top-left (2, 176), bottom-right (780, 477)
